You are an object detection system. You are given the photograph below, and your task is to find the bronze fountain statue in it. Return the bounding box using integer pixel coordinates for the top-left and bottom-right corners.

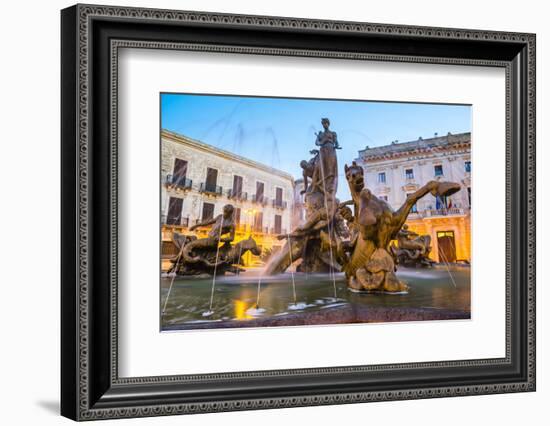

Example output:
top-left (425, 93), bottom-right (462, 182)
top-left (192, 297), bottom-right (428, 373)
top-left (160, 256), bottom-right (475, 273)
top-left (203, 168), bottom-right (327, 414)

top-left (168, 204), bottom-right (261, 275)
top-left (170, 117), bottom-right (460, 294)
top-left (390, 224), bottom-right (435, 268)
top-left (265, 118), bottom-right (461, 293)
top-left (340, 162), bottom-right (461, 292)
top-left (265, 118), bottom-right (343, 274)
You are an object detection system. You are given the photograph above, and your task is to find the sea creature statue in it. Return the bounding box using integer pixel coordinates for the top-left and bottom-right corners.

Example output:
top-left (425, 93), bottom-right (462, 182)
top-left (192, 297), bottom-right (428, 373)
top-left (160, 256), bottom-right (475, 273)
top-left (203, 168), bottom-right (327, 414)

top-left (390, 224), bottom-right (435, 268)
top-left (168, 204), bottom-right (261, 275)
top-left (340, 162), bottom-right (460, 292)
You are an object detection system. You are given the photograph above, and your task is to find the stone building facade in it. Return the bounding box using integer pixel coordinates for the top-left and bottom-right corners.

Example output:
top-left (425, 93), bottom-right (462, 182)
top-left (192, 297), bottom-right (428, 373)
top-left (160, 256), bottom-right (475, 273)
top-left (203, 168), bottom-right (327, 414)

top-left (161, 129), bottom-right (295, 268)
top-left (356, 132), bottom-right (471, 263)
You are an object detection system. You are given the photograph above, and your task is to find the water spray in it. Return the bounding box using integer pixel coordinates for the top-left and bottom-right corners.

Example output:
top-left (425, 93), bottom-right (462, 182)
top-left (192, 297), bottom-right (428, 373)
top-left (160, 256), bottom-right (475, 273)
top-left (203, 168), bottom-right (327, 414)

top-left (438, 246), bottom-right (457, 288)
top-left (204, 217), bottom-right (224, 317)
top-left (161, 245), bottom-right (184, 317)
top-left (318, 148), bottom-right (338, 299)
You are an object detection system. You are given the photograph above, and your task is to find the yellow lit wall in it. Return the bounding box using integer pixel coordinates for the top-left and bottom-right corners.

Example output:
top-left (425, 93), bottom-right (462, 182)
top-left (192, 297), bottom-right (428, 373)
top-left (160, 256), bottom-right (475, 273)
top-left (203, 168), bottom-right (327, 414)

top-left (406, 215), bottom-right (471, 263)
top-left (161, 224), bottom-right (283, 271)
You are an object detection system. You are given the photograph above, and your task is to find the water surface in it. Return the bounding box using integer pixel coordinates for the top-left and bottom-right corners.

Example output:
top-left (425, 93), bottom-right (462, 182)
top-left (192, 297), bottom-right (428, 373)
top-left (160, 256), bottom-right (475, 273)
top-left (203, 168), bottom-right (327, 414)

top-left (160, 265), bottom-right (470, 330)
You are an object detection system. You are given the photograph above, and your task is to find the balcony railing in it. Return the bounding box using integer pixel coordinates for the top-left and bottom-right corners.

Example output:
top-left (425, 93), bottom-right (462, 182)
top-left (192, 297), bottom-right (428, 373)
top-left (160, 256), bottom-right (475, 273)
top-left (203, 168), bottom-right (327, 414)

top-left (234, 224), bottom-right (248, 233)
top-left (251, 225), bottom-right (269, 234)
top-left (270, 227), bottom-right (287, 235)
top-left (423, 207), bottom-right (466, 217)
top-left (272, 199), bottom-right (287, 209)
top-left (164, 174), bottom-right (192, 190)
top-left (199, 182), bottom-right (223, 195)
top-left (161, 215), bottom-right (190, 227)
top-left (251, 194), bottom-right (269, 205)
top-left (227, 189), bottom-right (248, 201)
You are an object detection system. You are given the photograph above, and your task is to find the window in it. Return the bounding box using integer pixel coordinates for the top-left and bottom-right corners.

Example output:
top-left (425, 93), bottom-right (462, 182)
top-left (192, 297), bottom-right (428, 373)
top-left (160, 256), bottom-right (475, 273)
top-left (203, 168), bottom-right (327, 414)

top-left (274, 214), bottom-right (282, 234)
top-left (437, 230), bottom-right (456, 263)
top-left (234, 207), bottom-right (241, 225)
top-left (378, 172), bottom-right (386, 184)
top-left (407, 193), bottom-right (418, 213)
top-left (275, 187), bottom-right (283, 206)
top-left (205, 168), bottom-right (218, 192)
top-left (255, 182), bottom-right (265, 202)
top-left (465, 161), bottom-right (471, 173)
top-left (467, 187), bottom-right (471, 207)
top-left (405, 168), bottom-right (414, 179)
top-left (173, 158), bottom-right (188, 183)
top-left (169, 159), bottom-right (190, 188)
top-left (254, 211), bottom-right (263, 232)
top-left (435, 195), bottom-right (449, 210)
top-left (202, 202), bottom-right (215, 221)
top-left (232, 175), bottom-right (243, 197)
top-left (166, 197), bottom-right (183, 225)
top-left (434, 165), bottom-right (443, 177)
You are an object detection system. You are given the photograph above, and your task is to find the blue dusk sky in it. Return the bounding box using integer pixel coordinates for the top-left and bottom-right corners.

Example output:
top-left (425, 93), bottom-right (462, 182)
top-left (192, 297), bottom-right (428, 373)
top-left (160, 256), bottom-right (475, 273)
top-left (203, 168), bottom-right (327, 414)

top-left (161, 93), bottom-right (471, 200)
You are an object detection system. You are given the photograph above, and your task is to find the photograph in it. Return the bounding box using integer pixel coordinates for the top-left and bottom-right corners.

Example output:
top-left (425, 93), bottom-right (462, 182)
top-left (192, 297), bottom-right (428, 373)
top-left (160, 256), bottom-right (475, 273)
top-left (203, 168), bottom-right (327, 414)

top-left (159, 94), bottom-right (472, 331)
top-left (57, 2), bottom-right (536, 421)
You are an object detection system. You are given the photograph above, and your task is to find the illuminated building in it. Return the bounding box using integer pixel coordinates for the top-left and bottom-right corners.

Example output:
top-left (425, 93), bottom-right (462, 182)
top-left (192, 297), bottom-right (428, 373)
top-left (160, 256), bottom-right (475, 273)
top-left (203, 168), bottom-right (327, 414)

top-left (161, 129), bottom-right (294, 270)
top-left (356, 132), bottom-right (471, 263)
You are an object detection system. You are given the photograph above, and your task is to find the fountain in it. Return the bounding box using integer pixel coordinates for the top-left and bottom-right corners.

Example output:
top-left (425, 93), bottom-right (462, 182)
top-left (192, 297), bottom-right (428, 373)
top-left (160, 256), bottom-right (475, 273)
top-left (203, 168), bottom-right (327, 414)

top-left (264, 118), bottom-right (461, 294)
top-left (162, 117), bottom-right (463, 327)
top-left (264, 118), bottom-right (343, 277)
top-left (389, 224), bottom-right (435, 268)
top-left (167, 204), bottom-right (261, 276)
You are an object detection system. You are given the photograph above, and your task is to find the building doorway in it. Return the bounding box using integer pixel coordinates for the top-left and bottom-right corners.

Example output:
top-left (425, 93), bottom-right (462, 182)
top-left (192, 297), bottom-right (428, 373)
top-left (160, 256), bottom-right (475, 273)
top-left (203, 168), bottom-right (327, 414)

top-left (232, 175), bottom-right (243, 198)
top-left (253, 211), bottom-right (263, 233)
top-left (255, 181), bottom-right (265, 203)
top-left (274, 214), bottom-right (282, 234)
top-left (202, 202), bottom-right (215, 221)
top-left (173, 158), bottom-right (188, 182)
top-left (166, 197), bottom-right (183, 225)
top-left (205, 168), bottom-right (218, 192)
top-left (437, 231), bottom-right (456, 263)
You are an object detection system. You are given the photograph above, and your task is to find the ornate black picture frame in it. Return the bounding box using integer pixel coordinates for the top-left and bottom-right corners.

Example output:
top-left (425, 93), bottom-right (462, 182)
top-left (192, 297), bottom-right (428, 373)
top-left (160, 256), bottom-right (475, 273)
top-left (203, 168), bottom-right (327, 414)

top-left (61, 4), bottom-right (536, 421)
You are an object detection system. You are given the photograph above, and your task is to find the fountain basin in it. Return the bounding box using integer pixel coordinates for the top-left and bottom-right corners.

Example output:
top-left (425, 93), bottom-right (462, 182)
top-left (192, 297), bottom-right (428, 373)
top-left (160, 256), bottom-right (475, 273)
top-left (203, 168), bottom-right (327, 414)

top-left (161, 265), bottom-right (470, 331)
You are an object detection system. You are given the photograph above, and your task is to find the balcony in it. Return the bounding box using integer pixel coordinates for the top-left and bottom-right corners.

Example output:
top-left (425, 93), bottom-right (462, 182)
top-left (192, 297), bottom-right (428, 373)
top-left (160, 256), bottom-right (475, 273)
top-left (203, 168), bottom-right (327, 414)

top-left (251, 225), bottom-right (269, 234)
top-left (251, 194), bottom-right (269, 206)
top-left (188, 218), bottom-right (215, 229)
top-left (422, 207), bottom-right (466, 218)
top-left (407, 210), bottom-right (422, 220)
top-left (227, 189), bottom-right (248, 201)
top-left (234, 224), bottom-right (249, 233)
top-left (376, 183), bottom-right (391, 194)
top-left (199, 182), bottom-right (223, 196)
top-left (161, 215), bottom-right (190, 227)
top-left (270, 227), bottom-right (287, 235)
top-left (164, 174), bottom-right (192, 190)
top-left (404, 177), bottom-right (417, 187)
top-left (272, 199), bottom-right (287, 209)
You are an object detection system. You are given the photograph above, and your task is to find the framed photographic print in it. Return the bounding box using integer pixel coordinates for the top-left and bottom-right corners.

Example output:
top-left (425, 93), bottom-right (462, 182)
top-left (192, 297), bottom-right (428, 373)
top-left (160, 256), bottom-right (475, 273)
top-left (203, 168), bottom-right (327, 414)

top-left (61, 4), bottom-right (536, 421)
